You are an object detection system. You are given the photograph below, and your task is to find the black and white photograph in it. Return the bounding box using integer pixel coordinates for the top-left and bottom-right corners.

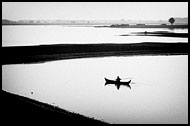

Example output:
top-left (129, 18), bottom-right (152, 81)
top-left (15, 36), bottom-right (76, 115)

top-left (2, 2), bottom-right (188, 124)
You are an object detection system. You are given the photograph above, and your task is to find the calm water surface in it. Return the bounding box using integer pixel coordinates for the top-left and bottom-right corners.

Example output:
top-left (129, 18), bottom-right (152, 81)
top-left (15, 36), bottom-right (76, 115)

top-left (2, 25), bottom-right (188, 46)
top-left (2, 55), bottom-right (188, 124)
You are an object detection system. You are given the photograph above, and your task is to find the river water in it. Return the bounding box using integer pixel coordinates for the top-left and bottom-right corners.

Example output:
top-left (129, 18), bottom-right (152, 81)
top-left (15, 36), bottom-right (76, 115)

top-left (2, 25), bottom-right (188, 124)
top-left (2, 25), bottom-right (188, 47)
top-left (2, 55), bottom-right (188, 124)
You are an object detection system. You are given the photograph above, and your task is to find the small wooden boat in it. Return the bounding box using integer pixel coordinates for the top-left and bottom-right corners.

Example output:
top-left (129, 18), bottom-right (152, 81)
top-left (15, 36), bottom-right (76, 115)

top-left (105, 78), bottom-right (131, 90)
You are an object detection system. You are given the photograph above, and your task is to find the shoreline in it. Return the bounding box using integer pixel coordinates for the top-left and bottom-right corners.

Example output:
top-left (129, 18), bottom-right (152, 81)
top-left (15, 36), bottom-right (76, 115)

top-left (95, 24), bottom-right (188, 29)
top-left (2, 90), bottom-right (108, 124)
top-left (120, 31), bottom-right (188, 38)
top-left (3, 24), bottom-right (188, 29)
top-left (2, 42), bottom-right (188, 65)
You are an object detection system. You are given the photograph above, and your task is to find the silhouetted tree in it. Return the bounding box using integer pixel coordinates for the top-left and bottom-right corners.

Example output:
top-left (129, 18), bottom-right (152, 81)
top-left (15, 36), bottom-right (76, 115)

top-left (168, 17), bottom-right (175, 25)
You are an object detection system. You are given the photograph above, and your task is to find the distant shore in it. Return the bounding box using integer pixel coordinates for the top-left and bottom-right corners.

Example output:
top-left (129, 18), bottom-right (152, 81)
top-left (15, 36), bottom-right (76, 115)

top-left (2, 42), bottom-right (188, 65)
top-left (95, 24), bottom-right (188, 29)
top-left (2, 24), bottom-right (188, 29)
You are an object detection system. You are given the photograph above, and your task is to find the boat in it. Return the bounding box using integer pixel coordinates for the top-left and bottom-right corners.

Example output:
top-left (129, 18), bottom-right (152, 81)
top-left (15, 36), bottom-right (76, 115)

top-left (104, 78), bottom-right (131, 90)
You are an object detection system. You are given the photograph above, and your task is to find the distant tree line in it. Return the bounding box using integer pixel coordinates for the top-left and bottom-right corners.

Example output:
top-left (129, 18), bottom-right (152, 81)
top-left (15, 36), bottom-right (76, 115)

top-left (2, 19), bottom-right (18, 24)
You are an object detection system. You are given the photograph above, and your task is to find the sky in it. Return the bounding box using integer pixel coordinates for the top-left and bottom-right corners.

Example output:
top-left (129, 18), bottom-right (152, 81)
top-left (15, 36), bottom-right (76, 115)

top-left (2, 2), bottom-right (188, 21)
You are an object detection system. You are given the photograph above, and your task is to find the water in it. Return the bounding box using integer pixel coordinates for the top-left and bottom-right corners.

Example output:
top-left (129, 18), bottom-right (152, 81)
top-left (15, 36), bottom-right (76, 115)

top-left (2, 55), bottom-right (188, 124)
top-left (2, 25), bottom-right (188, 123)
top-left (2, 25), bottom-right (188, 47)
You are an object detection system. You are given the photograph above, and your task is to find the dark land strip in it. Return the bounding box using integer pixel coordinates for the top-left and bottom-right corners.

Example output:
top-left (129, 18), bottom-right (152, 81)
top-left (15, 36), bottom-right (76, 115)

top-left (2, 90), bottom-right (108, 125)
top-left (95, 24), bottom-right (188, 29)
top-left (2, 42), bottom-right (188, 65)
top-left (120, 32), bottom-right (188, 38)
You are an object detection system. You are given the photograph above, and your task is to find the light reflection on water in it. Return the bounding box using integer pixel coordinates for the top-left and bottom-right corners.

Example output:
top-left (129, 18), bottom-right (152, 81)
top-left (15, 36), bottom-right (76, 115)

top-left (2, 26), bottom-right (188, 47)
top-left (2, 55), bottom-right (188, 124)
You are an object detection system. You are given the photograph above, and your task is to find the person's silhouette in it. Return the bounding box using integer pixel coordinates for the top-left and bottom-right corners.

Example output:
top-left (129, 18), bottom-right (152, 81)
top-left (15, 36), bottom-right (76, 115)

top-left (116, 76), bottom-right (121, 82)
top-left (115, 76), bottom-right (121, 90)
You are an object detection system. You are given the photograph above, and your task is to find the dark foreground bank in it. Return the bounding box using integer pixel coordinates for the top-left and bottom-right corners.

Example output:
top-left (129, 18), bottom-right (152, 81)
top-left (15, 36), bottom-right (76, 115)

top-left (2, 42), bottom-right (188, 65)
top-left (2, 90), bottom-right (108, 125)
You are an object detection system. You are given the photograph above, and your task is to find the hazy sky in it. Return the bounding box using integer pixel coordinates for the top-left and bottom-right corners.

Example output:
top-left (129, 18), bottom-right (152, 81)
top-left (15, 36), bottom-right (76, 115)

top-left (2, 2), bottom-right (188, 21)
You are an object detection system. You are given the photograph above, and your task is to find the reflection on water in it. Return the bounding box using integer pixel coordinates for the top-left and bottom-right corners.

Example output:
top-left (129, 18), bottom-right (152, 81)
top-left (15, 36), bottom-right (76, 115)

top-left (2, 55), bottom-right (188, 124)
top-left (2, 26), bottom-right (188, 46)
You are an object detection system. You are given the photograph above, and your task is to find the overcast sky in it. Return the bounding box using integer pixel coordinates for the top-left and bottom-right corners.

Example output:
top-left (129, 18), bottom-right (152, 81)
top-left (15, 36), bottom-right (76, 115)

top-left (2, 2), bottom-right (188, 21)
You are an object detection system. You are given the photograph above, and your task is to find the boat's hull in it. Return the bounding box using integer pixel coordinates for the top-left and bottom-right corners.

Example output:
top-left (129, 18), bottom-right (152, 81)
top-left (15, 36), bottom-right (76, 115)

top-left (104, 78), bottom-right (131, 89)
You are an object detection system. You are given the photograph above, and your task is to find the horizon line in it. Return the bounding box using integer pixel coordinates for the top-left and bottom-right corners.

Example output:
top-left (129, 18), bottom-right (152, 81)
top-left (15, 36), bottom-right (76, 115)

top-left (2, 17), bottom-right (188, 21)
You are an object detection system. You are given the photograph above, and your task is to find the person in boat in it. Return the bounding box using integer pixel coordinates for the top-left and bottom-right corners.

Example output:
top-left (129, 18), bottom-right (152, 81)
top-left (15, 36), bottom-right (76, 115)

top-left (116, 76), bottom-right (121, 82)
top-left (115, 76), bottom-right (121, 89)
